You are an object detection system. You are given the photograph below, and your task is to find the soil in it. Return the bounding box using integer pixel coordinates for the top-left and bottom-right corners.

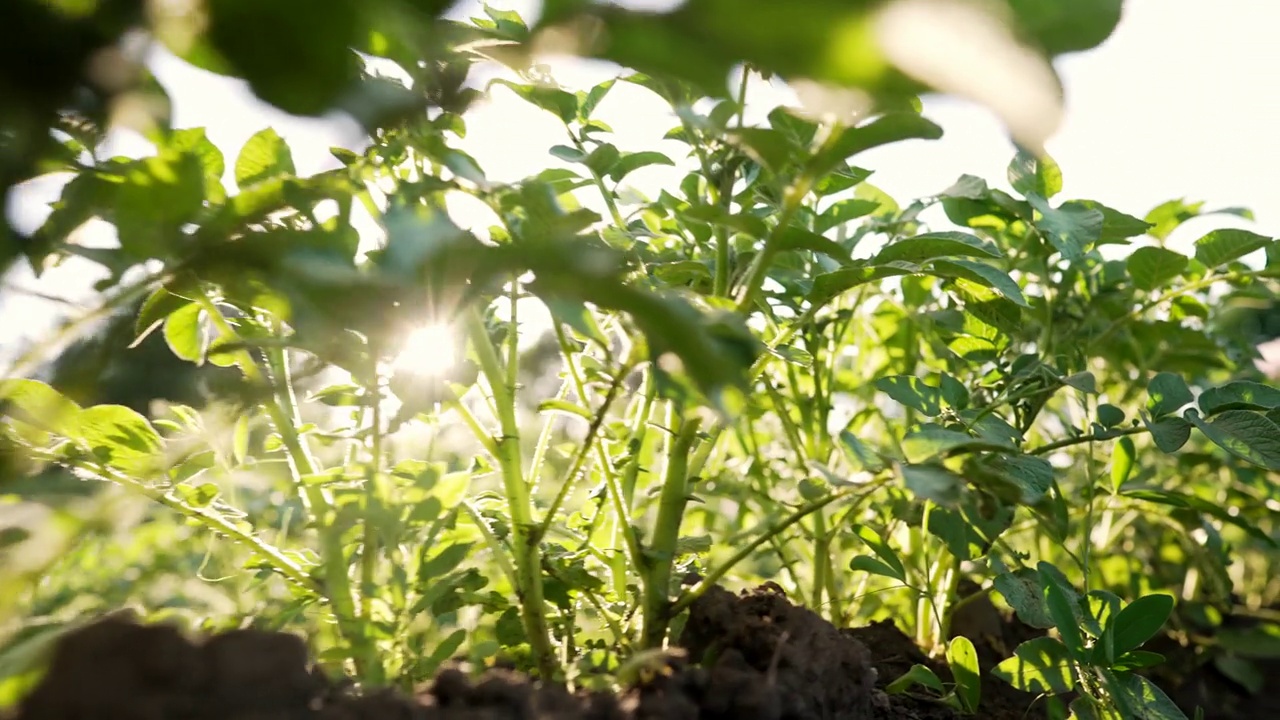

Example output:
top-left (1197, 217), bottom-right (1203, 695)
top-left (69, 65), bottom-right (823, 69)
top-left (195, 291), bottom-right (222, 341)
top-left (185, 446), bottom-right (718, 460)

top-left (7, 584), bottom-right (1280, 720)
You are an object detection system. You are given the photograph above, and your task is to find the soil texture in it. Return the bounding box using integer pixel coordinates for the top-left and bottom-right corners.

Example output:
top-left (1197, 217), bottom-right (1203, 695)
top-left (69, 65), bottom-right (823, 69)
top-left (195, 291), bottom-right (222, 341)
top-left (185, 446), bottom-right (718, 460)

top-left (8, 584), bottom-right (1277, 720)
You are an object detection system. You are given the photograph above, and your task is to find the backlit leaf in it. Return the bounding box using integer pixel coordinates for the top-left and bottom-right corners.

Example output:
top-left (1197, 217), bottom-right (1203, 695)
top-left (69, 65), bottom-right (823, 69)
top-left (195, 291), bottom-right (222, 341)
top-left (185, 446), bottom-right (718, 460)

top-left (1194, 228), bottom-right (1271, 268)
top-left (1126, 247), bottom-right (1187, 292)
top-left (873, 231), bottom-right (1001, 265)
top-left (235, 128), bottom-right (296, 188)
top-left (1198, 381), bottom-right (1280, 416)
top-left (1185, 408), bottom-right (1280, 470)
top-left (1146, 372), bottom-right (1192, 418)
top-left (993, 637), bottom-right (1077, 695)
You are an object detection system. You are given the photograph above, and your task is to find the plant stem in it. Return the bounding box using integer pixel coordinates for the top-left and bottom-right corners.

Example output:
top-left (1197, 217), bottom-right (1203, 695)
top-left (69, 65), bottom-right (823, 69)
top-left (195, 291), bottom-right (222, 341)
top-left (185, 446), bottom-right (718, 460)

top-left (538, 364), bottom-right (628, 537)
top-left (672, 478), bottom-right (886, 616)
top-left (464, 305), bottom-right (558, 679)
top-left (812, 509), bottom-right (829, 618)
top-left (52, 453), bottom-right (318, 591)
top-left (358, 366), bottom-right (386, 684)
top-left (641, 407), bottom-right (702, 648)
top-left (194, 293), bottom-right (364, 671)
top-left (552, 323), bottom-right (644, 573)
top-left (1028, 425), bottom-right (1146, 455)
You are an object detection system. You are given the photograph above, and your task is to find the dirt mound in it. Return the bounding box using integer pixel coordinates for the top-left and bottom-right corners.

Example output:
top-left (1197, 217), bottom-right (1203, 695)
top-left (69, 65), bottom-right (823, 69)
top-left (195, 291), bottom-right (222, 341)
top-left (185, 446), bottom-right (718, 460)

top-left (7, 585), bottom-right (1056, 720)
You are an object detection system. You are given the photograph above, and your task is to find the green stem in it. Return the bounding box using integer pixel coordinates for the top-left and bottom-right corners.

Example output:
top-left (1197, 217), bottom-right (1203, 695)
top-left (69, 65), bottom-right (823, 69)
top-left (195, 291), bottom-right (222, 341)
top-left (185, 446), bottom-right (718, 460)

top-left (812, 509), bottom-right (829, 619)
top-left (194, 293), bottom-right (363, 670)
top-left (53, 453), bottom-right (317, 591)
top-left (1029, 425), bottom-right (1146, 456)
top-left (641, 408), bottom-right (702, 648)
top-left (552, 323), bottom-right (644, 573)
top-left (459, 500), bottom-right (520, 590)
top-left (538, 363), bottom-right (628, 537)
top-left (1090, 269), bottom-right (1272, 349)
top-left (672, 478), bottom-right (886, 616)
top-left (358, 368), bottom-right (386, 683)
top-left (464, 306), bottom-right (557, 679)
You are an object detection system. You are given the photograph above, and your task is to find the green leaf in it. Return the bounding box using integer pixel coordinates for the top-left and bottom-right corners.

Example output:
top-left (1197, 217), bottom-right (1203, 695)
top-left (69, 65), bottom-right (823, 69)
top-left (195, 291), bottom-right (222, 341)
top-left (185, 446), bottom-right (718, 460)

top-left (544, 298), bottom-right (610, 348)
top-left (875, 375), bottom-right (942, 416)
top-left (993, 637), bottom-right (1077, 695)
top-left (901, 463), bottom-right (964, 506)
top-left (115, 154), bottom-right (207, 258)
top-left (1029, 195), bottom-right (1103, 260)
top-left (775, 228), bottom-right (852, 265)
top-left (1062, 372), bottom-right (1098, 394)
top-left (1123, 487), bottom-right (1276, 547)
top-left (1111, 650), bottom-right (1166, 672)
top-left (1073, 200), bottom-right (1152, 244)
top-left (162, 302), bottom-right (206, 364)
top-left (1009, 148), bottom-right (1062, 199)
top-left (419, 543), bottom-right (475, 582)
top-left (839, 431), bottom-right (883, 472)
top-left (1041, 569), bottom-right (1087, 659)
top-left (585, 143), bottom-right (621, 176)
top-left (489, 79), bottom-right (578, 122)
top-left (726, 127), bottom-right (796, 173)
top-left (1198, 380), bottom-right (1280, 415)
top-left (849, 555), bottom-right (904, 583)
top-left (1143, 415), bottom-right (1192, 453)
top-left (419, 628), bottom-right (468, 677)
top-left (168, 127), bottom-right (226, 199)
top-left (903, 425), bottom-right (1005, 463)
top-left (1097, 594), bottom-right (1174, 664)
top-left (853, 524), bottom-right (907, 580)
top-left (607, 150), bottom-right (674, 182)
top-left (683, 204), bottom-right (768, 238)
top-left (986, 453), bottom-right (1054, 505)
top-left (235, 128), bottom-right (296, 187)
top-left (1126, 247), bottom-right (1188, 291)
top-left (939, 373), bottom-right (969, 409)
top-left (0, 379), bottom-right (83, 436)
top-left (579, 79), bottom-right (615, 120)
top-left (537, 399), bottom-right (594, 423)
top-left (809, 264), bottom-right (914, 306)
top-left (941, 174), bottom-right (988, 200)
top-left (1114, 674), bottom-right (1189, 720)
top-left (873, 231), bottom-right (1001, 265)
top-left (134, 287), bottom-right (193, 342)
top-left (1110, 436), bottom-right (1135, 493)
top-left (994, 568), bottom-right (1055, 629)
top-left (174, 482), bottom-right (219, 508)
top-left (950, 281), bottom-right (1023, 335)
top-left (1194, 228), bottom-right (1271, 268)
top-left (1097, 404), bottom-right (1125, 428)
top-left (947, 636), bottom-right (981, 713)
top-left (930, 258), bottom-right (1029, 307)
top-left (885, 664), bottom-right (945, 695)
top-left (77, 405), bottom-right (163, 475)
top-left (550, 145), bottom-right (586, 163)
top-left (807, 113), bottom-right (943, 179)
top-left (1146, 372), bottom-right (1193, 418)
top-left (1185, 408), bottom-right (1280, 470)
top-left (232, 415), bottom-right (250, 465)
top-left (815, 199), bottom-right (880, 233)
top-left (1144, 198), bottom-right (1203, 240)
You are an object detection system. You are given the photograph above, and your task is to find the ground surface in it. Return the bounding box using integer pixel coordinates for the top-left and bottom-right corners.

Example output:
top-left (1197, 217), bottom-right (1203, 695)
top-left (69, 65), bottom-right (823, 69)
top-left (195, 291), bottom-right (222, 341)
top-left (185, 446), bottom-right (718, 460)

top-left (6, 584), bottom-right (1277, 719)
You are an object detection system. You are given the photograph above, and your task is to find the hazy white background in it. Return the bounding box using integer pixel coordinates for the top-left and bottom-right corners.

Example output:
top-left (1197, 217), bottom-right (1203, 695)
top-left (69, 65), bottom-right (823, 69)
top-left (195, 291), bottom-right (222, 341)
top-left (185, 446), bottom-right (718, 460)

top-left (3, 0), bottom-right (1277, 365)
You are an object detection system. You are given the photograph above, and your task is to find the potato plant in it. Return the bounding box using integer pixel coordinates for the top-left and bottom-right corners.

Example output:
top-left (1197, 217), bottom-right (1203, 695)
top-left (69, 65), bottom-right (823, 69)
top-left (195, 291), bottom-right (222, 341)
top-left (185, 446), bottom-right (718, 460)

top-left (2, 4), bottom-right (1278, 719)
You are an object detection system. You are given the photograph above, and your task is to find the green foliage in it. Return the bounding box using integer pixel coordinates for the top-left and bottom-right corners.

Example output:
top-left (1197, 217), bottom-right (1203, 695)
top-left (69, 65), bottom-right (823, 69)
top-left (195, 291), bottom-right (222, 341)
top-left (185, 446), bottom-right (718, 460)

top-left (2, 4), bottom-right (1278, 719)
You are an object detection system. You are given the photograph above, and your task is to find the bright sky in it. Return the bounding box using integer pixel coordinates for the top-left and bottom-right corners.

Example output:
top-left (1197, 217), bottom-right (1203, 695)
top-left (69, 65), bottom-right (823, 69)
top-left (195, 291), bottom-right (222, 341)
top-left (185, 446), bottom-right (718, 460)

top-left (2, 0), bottom-right (1277, 367)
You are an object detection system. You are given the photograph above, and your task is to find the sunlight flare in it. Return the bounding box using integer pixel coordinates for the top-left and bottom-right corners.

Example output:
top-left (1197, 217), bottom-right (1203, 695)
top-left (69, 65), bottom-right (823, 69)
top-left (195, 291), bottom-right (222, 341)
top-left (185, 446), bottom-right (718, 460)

top-left (392, 323), bottom-right (459, 377)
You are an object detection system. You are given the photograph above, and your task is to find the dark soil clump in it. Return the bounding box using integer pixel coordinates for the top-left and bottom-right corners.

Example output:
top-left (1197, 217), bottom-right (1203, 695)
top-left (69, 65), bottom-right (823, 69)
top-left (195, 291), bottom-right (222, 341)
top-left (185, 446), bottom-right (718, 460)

top-left (5, 585), bottom-right (1067, 720)
top-left (678, 582), bottom-right (877, 719)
